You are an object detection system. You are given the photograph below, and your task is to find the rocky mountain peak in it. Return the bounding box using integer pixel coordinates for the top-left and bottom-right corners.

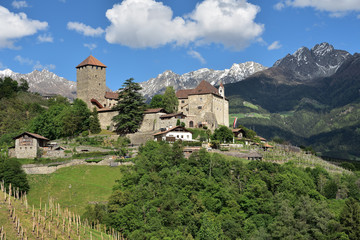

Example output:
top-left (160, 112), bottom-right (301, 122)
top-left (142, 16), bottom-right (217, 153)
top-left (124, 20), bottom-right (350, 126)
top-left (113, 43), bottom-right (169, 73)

top-left (139, 61), bottom-right (267, 100)
top-left (273, 42), bottom-right (351, 80)
top-left (311, 42), bottom-right (334, 57)
top-left (0, 68), bottom-right (76, 99)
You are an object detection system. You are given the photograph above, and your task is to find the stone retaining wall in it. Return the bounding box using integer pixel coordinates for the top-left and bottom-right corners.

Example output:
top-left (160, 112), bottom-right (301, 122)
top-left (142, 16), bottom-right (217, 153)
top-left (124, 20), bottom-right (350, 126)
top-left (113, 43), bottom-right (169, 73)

top-left (22, 157), bottom-right (133, 175)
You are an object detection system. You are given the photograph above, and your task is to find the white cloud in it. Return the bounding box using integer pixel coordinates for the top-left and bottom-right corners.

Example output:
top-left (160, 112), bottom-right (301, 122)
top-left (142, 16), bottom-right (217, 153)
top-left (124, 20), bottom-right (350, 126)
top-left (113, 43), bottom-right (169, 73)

top-left (275, 0), bottom-right (360, 16)
top-left (268, 41), bottom-right (282, 50)
top-left (14, 55), bottom-right (55, 70)
top-left (187, 49), bottom-right (206, 64)
top-left (37, 33), bottom-right (53, 43)
top-left (0, 6), bottom-right (47, 49)
top-left (0, 62), bottom-right (6, 69)
top-left (67, 22), bottom-right (104, 37)
top-left (33, 62), bottom-right (55, 71)
top-left (84, 43), bottom-right (97, 50)
top-left (12, 1), bottom-right (28, 9)
top-left (14, 55), bottom-right (33, 65)
top-left (105, 0), bottom-right (264, 50)
top-left (274, 2), bottom-right (285, 10)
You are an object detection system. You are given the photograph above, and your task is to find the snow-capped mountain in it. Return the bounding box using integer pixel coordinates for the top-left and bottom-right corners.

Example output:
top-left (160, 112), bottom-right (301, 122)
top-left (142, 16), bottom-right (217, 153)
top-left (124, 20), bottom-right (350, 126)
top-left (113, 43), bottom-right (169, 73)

top-left (140, 61), bottom-right (267, 99)
top-left (273, 42), bottom-right (351, 80)
top-left (0, 69), bottom-right (76, 99)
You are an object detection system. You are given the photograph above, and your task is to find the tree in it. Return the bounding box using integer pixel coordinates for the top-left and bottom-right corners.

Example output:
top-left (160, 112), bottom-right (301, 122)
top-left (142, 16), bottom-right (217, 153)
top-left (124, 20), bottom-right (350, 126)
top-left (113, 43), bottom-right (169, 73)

top-left (0, 77), bottom-right (19, 99)
top-left (0, 159), bottom-right (30, 193)
top-left (149, 94), bottom-right (164, 109)
top-left (18, 79), bottom-right (29, 92)
top-left (89, 108), bottom-right (102, 134)
top-left (162, 86), bottom-right (178, 113)
top-left (112, 78), bottom-right (146, 134)
top-left (340, 198), bottom-right (360, 239)
top-left (211, 126), bottom-right (233, 143)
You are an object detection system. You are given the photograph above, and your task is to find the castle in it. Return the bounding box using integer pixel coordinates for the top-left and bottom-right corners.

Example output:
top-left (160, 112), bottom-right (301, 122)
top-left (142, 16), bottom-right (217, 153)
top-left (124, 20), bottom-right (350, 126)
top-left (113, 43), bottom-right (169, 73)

top-left (76, 55), bottom-right (118, 129)
top-left (176, 80), bottom-right (229, 129)
top-left (76, 55), bottom-right (229, 133)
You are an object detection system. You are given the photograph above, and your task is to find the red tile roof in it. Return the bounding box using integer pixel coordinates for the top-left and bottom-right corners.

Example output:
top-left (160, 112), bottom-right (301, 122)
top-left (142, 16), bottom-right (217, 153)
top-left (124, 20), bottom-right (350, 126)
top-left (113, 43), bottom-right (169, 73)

top-left (176, 89), bottom-right (195, 99)
top-left (175, 80), bottom-right (221, 99)
top-left (193, 80), bottom-right (219, 95)
top-left (13, 132), bottom-right (49, 141)
top-left (105, 91), bottom-right (118, 99)
top-left (76, 55), bottom-right (107, 68)
top-left (91, 98), bottom-right (104, 108)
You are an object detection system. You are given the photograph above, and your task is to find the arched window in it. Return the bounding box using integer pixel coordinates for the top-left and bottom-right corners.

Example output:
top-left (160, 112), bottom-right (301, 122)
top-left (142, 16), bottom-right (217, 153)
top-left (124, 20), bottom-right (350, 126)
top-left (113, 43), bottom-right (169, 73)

top-left (189, 121), bottom-right (194, 128)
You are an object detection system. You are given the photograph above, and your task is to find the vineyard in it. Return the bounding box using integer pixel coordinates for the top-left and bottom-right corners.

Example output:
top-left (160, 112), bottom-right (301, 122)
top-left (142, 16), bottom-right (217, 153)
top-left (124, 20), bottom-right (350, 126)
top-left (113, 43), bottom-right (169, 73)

top-left (0, 181), bottom-right (124, 240)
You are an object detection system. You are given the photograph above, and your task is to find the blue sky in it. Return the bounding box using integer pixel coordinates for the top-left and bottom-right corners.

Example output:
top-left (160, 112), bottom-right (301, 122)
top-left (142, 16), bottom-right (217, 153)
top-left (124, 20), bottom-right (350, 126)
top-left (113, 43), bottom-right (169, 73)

top-left (0, 0), bottom-right (359, 91)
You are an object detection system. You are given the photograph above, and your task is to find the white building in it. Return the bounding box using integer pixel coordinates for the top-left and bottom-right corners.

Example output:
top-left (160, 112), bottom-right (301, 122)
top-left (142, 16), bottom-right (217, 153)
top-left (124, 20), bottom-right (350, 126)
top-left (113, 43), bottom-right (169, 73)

top-left (153, 126), bottom-right (192, 142)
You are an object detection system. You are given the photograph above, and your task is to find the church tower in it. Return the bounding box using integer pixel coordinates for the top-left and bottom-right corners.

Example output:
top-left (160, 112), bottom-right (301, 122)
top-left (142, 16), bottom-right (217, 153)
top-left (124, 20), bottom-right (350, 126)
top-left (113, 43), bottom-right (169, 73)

top-left (76, 55), bottom-right (107, 110)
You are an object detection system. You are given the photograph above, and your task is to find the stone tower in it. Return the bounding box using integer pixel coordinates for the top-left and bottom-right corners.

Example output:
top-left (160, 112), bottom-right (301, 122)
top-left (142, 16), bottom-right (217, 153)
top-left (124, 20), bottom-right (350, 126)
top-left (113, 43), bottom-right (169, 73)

top-left (218, 82), bottom-right (225, 97)
top-left (76, 55), bottom-right (107, 109)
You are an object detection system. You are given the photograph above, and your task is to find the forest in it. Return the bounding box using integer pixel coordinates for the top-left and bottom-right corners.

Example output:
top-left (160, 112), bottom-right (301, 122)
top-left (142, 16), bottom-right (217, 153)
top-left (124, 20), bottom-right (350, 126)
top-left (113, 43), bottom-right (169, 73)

top-left (83, 141), bottom-right (360, 240)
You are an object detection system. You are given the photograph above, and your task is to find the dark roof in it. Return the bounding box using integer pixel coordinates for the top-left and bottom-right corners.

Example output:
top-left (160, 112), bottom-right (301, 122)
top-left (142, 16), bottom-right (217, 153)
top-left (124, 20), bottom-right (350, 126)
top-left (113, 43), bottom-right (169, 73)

top-left (176, 80), bottom-right (223, 99)
top-left (76, 55), bottom-right (107, 68)
top-left (176, 89), bottom-right (195, 99)
top-left (105, 91), bottom-right (118, 99)
top-left (153, 126), bottom-right (191, 136)
top-left (159, 112), bottom-right (186, 119)
top-left (192, 80), bottom-right (219, 95)
top-left (144, 108), bottom-right (167, 114)
top-left (91, 98), bottom-right (104, 108)
top-left (97, 108), bottom-right (117, 112)
top-left (232, 128), bottom-right (245, 133)
top-left (13, 132), bottom-right (49, 141)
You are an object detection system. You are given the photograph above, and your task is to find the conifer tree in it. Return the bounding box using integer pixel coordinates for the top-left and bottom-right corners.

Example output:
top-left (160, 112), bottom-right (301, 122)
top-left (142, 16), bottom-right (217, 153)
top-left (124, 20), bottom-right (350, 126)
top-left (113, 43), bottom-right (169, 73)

top-left (89, 108), bottom-right (101, 134)
top-left (112, 78), bottom-right (146, 134)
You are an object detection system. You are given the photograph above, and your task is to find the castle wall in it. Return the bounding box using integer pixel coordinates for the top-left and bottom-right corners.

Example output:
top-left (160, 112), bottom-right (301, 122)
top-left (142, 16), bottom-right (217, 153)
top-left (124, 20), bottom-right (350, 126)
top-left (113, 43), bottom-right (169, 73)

top-left (77, 65), bottom-right (106, 109)
top-left (104, 98), bottom-right (117, 108)
top-left (177, 93), bottom-right (229, 129)
top-left (212, 95), bottom-right (229, 126)
top-left (178, 99), bottom-right (189, 115)
top-left (138, 113), bottom-right (163, 132)
top-left (98, 111), bottom-right (118, 130)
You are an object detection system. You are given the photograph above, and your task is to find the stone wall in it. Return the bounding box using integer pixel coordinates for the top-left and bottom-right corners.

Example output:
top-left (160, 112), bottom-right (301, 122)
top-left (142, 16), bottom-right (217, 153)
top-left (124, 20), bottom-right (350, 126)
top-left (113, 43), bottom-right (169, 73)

top-left (77, 65), bottom-right (106, 110)
top-left (14, 138), bottom-right (38, 159)
top-left (138, 113), bottom-right (163, 132)
top-left (22, 157), bottom-right (133, 175)
top-left (98, 111), bottom-right (118, 130)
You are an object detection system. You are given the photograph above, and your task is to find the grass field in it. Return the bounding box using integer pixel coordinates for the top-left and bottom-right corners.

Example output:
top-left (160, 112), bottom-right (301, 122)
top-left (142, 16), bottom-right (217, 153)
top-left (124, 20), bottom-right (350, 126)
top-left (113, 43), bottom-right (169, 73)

top-left (27, 165), bottom-right (123, 215)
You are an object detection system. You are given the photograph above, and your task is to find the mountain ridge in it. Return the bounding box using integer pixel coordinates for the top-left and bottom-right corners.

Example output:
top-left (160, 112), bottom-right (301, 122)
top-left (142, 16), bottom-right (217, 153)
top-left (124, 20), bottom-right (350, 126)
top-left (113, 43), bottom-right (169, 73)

top-left (139, 61), bottom-right (267, 99)
top-left (0, 68), bottom-right (76, 99)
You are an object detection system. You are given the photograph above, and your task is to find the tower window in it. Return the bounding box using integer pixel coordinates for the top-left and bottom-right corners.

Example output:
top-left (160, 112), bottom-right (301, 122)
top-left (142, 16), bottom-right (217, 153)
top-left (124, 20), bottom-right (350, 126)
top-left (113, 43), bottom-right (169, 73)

top-left (99, 83), bottom-right (101, 86)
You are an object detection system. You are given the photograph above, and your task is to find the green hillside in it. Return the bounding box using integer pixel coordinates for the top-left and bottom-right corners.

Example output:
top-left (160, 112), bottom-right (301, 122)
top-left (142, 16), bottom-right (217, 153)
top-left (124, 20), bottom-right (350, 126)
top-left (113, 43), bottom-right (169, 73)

top-left (229, 99), bottom-right (360, 160)
top-left (27, 165), bottom-right (122, 215)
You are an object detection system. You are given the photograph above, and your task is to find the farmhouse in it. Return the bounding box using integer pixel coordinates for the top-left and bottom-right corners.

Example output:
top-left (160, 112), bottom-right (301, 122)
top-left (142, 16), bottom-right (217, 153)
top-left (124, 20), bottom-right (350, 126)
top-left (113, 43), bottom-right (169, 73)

top-left (153, 126), bottom-right (192, 142)
top-left (13, 132), bottom-right (49, 159)
top-left (232, 128), bottom-right (246, 139)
